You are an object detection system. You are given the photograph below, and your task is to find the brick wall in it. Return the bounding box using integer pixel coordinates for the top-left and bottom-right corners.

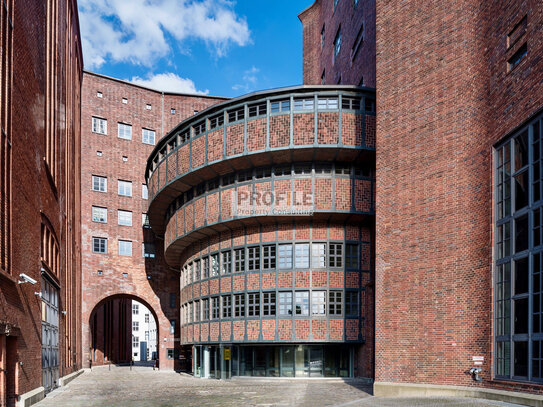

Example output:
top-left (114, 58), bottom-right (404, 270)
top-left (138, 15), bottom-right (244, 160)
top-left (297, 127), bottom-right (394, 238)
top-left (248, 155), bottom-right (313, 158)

top-left (299, 0), bottom-right (376, 87)
top-left (376, 0), bottom-right (543, 393)
top-left (80, 72), bottom-right (225, 370)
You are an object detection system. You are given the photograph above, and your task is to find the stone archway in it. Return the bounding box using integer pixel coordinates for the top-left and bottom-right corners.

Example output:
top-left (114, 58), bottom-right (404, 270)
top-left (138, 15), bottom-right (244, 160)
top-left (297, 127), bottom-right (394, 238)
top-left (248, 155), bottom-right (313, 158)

top-left (87, 294), bottom-right (160, 367)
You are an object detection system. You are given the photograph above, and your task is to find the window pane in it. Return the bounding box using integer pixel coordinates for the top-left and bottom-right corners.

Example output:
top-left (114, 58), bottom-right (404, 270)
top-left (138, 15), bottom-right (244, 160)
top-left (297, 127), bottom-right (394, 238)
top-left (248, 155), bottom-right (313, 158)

top-left (514, 297), bottom-right (528, 334)
top-left (514, 341), bottom-right (528, 377)
top-left (515, 215), bottom-right (529, 253)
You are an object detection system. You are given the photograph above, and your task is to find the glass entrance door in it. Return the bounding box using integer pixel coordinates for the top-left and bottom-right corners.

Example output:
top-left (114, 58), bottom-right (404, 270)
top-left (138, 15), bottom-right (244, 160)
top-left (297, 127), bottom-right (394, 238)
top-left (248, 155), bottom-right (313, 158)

top-left (41, 278), bottom-right (59, 393)
top-left (309, 346), bottom-right (324, 377)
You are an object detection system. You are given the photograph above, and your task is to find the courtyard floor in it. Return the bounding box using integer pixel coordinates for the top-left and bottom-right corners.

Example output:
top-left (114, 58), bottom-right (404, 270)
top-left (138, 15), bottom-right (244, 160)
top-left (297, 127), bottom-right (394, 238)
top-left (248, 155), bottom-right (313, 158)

top-left (35, 366), bottom-right (525, 407)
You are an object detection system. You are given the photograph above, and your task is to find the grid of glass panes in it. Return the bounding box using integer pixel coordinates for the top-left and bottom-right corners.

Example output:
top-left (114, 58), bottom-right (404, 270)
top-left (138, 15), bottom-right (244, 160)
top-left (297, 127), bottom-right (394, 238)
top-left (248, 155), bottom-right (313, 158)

top-left (311, 243), bottom-right (326, 268)
top-left (202, 299), bottom-right (210, 320)
top-left (222, 251), bottom-right (232, 274)
top-left (234, 294), bottom-right (245, 317)
top-left (278, 244), bottom-right (293, 269)
top-left (279, 292), bottom-right (292, 316)
top-left (329, 291), bottom-right (342, 315)
top-left (295, 291), bottom-right (309, 315)
top-left (311, 291), bottom-right (326, 315)
top-left (194, 260), bottom-right (201, 281)
top-left (345, 291), bottom-right (358, 317)
top-left (345, 244), bottom-right (359, 269)
top-left (247, 246), bottom-right (260, 271)
top-left (495, 115), bottom-right (543, 382)
top-left (212, 297), bottom-right (220, 319)
top-left (222, 295), bottom-right (232, 318)
top-left (262, 245), bottom-right (276, 269)
top-left (247, 293), bottom-right (260, 316)
top-left (235, 248), bottom-right (245, 272)
top-left (203, 256), bottom-right (210, 278)
top-left (211, 254), bottom-right (219, 276)
top-left (263, 292), bottom-right (276, 316)
top-left (329, 243), bottom-right (343, 268)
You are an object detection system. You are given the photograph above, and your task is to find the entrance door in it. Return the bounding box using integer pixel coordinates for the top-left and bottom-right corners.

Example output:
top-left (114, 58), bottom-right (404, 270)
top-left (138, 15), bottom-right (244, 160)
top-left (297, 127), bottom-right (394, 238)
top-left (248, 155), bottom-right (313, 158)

top-left (41, 279), bottom-right (59, 393)
top-left (309, 346), bottom-right (323, 377)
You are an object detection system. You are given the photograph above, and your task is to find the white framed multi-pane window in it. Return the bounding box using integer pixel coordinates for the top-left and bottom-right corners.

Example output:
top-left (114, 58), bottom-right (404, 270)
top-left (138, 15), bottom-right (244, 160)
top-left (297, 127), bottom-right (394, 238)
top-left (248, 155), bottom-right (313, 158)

top-left (118, 240), bottom-right (132, 256)
top-left (92, 237), bottom-right (107, 253)
top-left (91, 206), bottom-right (107, 223)
top-left (142, 184), bottom-right (148, 199)
top-left (118, 210), bottom-right (132, 226)
top-left (92, 117), bottom-right (107, 134)
top-left (92, 175), bottom-right (107, 192)
top-left (142, 128), bottom-right (156, 145)
top-left (118, 123), bottom-right (132, 140)
top-left (118, 180), bottom-right (132, 197)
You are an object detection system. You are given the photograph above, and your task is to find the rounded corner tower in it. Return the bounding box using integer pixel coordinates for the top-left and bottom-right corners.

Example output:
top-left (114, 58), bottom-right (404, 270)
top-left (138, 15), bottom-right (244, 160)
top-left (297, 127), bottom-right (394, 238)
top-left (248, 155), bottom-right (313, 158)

top-left (145, 85), bottom-right (375, 378)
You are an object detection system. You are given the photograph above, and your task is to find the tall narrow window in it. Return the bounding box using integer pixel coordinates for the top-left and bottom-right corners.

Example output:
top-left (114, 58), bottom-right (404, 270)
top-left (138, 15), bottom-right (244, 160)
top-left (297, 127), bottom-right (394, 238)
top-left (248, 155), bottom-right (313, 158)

top-left (234, 248), bottom-right (245, 272)
top-left (279, 292), bottom-right (293, 316)
top-left (333, 28), bottom-right (342, 62)
top-left (329, 243), bottom-right (343, 268)
top-left (211, 253), bottom-right (219, 276)
top-left (295, 244), bottom-right (310, 268)
top-left (345, 243), bottom-right (359, 268)
top-left (329, 291), bottom-right (342, 315)
top-left (203, 256), bottom-right (210, 279)
top-left (262, 245), bottom-right (276, 269)
top-left (247, 246), bottom-right (260, 271)
top-left (263, 292), bottom-right (276, 316)
top-left (295, 291), bottom-right (309, 316)
top-left (311, 243), bottom-right (326, 268)
top-left (212, 297), bottom-right (220, 319)
top-left (312, 291), bottom-right (326, 315)
top-left (247, 293), bottom-right (260, 317)
top-left (222, 295), bottom-right (232, 318)
top-left (234, 294), bottom-right (245, 317)
top-left (221, 250), bottom-right (232, 274)
top-left (279, 244), bottom-right (293, 269)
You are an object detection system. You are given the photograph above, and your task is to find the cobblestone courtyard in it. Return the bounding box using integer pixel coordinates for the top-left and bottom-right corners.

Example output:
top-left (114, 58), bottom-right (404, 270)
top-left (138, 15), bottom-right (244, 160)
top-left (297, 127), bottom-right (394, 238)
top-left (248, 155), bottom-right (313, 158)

top-left (35, 366), bottom-right (525, 407)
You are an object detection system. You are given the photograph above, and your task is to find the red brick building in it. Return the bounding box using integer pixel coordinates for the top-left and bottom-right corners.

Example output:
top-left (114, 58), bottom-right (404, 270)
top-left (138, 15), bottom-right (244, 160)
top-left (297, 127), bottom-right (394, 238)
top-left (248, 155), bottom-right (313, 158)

top-left (145, 85), bottom-right (376, 378)
top-left (80, 72), bottom-right (226, 370)
top-left (0, 0), bottom-right (83, 405)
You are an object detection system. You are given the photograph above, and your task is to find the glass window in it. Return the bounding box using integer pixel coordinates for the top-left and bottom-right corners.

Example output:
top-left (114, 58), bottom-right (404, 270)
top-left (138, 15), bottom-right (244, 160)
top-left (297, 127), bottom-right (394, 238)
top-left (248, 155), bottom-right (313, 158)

top-left (92, 206), bottom-right (107, 223)
top-left (262, 245), bottom-right (276, 269)
top-left (279, 292), bottom-right (293, 316)
top-left (312, 291), bottom-right (326, 315)
top-left (92, 237), bottom-right (107, 253)
top-left (263, 292), bottom-right (276, 316)
top-left (222, 250), bottom-right (232, 274)
top-left (203, 256), bottom-right (210, 279)
top-left (311, 243), bottom-right (326, 268)
top-left (202, 299), bottom-right (210, 320)
top-left (170, 319), bottom-right (176, 334)
top-left (234, 294), bottom-right (245, 317)
top-left (142, 184), bottom-right (148, 199)
top-left (132, 304), bottom-right (139, 315)
top-left (345, 291), bottom-right (358, 317)
top-left (295, 244), bottom-right (310, 268)
top-left (333, 28), bottom-right (341, 60)
top-left (329, 291), bottom-right (342, 315)
top-left (142, 128), bottom-right (156, 145)
top-left (118, 210), bottom-right (132, 226)
top-left (329, 243), bottom-right (343, 268)
top-left (143, 243), bottom-right (155, 258)
top-left (247, 293), bottom-right (260, 317)
top-left (295, 291), bottom-right (309, 316)
top-left (212, 297), bottom-right (220, 319)
top-left (92, 175), bottom-right (107, 192)
top-left (222, 295), bottom-right (232, 318)
top-left (92, 117), bottom-right (107, 134)
top-left (211, 254), bottom-right (219, 276)
top-left (118, 123), bottom-right (132, 140)
top-left (118, 180), bottom-right (132, 197)
top-left (169, 293), bottom-right (176, 308)
top-left (345, 244), bottom-right (359, 268)
top-left (279, 244), bottom-right (293, 269)
top-left (118, 240), bottom-right (132, 256)
top-left (194, 259), bottom-right (201, 281)
top-left (235, 248), bottom-right (245, 273)
top-left (248, 246), bottom-right (260, 271)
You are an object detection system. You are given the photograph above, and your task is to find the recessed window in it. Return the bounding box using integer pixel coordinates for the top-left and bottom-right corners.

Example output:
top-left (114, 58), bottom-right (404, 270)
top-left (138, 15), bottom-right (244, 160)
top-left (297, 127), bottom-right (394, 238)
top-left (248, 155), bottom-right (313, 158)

top-left (248, 102), bottom-right (266, 118)
top-left (97, 270), bottom-right (103, 276)
top-left (321, 25), bottom-right (325, 48)
top-left (202, 299), bottom-right (210, 320)
top-left (133, 321), bottom-right (139, 331)
top-left (118, 180), bottom-right (132, 197)
top-left (329, 243), bottom-right (343, 268)
top-left (333, 28), bottom-right (342, 62)
top-left (96, 151), bottom-right (103, 157)
top-left (146, 104), bottom-right (152, 110)
top-left (171, 108), bottom-right (176, 114)
top-left (142, 184), bottom-right (149, 199)
top-left (270, 99), bottom-right (290, 114)
top-left (295, 291), bottom-right (309, 315)
top-left (143, 242), bottom-right (155, 258)
top-left (92, 175), bottom-right (107, 192)
top-left (222, 295), bottom-right (232, 318)
top-left (211, 254), bottom-right (219, 276)
top-left (321, 70), bottom-right (326, 85)
top-left (118, 240), bottom-right (132, 256)
top-left (234, 294), bottom-right (245, 317)
top-left (142, 128), bottom-right (156, 145)
top-left (118, 210), bottom-right (132, 226)
top-left (329, 291), bottom-right (342, 315)
top-left (92, 206), bottom-right (107, 223)
top-left (92, 117), bottom-right (107, 135)
top-left (295, 243), bottom-right (310, 268)
top-left (345, 243), bottom-right (359, 269)
top-left (508, 43), bottom-right (527, 72)
top-left (227, 107), bottom-right (244, 122)
top-left (279, 292), bottom-right (293, 316)
top-left (351, 24), bottom-right (364, 60)
top-left (96, 91), bottom-right (103, 98)
top-left (263, 292), bottom-right (276, 316)
top-left (345, 291), bottom-right (358, 317)
top-left (235, 248), bottom-right (245, 272)
top-left (221, 250), bottom-right (232, 274)
top-left (118, 123), bottom-right (132, 140)
top-left (312, 243), bottom-right (326, 268)
top-left (142, 213), bottom-right (150, 228)
top-left (122, 97), bottom-right (128, 104)
top-left (278, 244), bottom-right (293, 269)
top-left (203, 256), bottom-right (210, 279)
top-left (247, 293), bottom-right (260, 317)
top-left (92, 237), bottom-right (107, 253)
top-left (212, 297), bottom-right (220, 319)
top-left (169, 319), bottom-right (176, 334)
top-left (262, 245), bottom-right (276, 269)
top-left (507, 16), bottom-right (527, 49)
top-left (247, 246), bottom-right (260, 271)
top-left (312, 291), bottom-right (326, 315)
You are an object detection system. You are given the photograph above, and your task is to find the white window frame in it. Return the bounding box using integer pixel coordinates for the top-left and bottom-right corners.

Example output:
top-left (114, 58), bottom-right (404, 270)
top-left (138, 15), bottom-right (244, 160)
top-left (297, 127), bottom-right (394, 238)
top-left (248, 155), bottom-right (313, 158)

top-left (142, 128), bottom-right (156, 145)
top-left (118, 240), bottom-right (132, 256)
top-left (118, 180), bottom-right (132, 197)
top-left (142, 184), bottom-right (148, 199)
top-left (92, 206), bottom-right (107, 223)
top-left (118, 210), bottom-right (132, 226)
top-left (118, 123), bottom-right (132, 140)
top-left (92, 237), bottom-right (107, 253)
top-left (92, 117), bottom-right (107, 135)
top-left (92, 175), bottom-right (107, 192)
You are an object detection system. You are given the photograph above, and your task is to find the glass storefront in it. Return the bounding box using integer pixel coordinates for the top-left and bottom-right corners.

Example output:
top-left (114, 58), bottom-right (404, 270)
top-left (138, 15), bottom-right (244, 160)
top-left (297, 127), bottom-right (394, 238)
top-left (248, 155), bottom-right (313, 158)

top-left (193, 344), bottom-right (352, 378)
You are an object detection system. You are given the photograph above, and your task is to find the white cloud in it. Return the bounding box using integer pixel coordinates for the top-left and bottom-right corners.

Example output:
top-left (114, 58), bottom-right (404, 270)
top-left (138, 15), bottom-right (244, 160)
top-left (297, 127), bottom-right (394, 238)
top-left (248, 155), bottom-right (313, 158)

top-left (78, 0), bottom-right (251, 69)
top-left (130, 73), bottom-right (209, 94)
top-left (232, 66), bottom-right (260, 92)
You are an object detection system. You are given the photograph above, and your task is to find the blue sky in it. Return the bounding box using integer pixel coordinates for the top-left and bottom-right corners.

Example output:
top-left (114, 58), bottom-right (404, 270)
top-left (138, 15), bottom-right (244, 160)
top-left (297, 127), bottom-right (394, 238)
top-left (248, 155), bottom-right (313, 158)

top-left (78, 0), bottom-right (314, 98)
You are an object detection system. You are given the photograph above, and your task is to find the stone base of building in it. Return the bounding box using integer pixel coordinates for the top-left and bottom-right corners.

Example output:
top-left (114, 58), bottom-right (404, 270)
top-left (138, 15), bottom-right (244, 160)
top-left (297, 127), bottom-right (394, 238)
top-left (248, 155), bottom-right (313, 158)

top-left (58, 369), bottom-right (84, 387)
top-left (16, 386), bottom-right (44, 407)
top-left (374, 382), bottom-right (543, 406)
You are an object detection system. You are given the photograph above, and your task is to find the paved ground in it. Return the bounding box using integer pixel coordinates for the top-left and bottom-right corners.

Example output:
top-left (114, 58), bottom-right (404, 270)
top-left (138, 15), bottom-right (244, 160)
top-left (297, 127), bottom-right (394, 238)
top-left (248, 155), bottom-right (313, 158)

top-left (36, 366), bottom-right (524, 407)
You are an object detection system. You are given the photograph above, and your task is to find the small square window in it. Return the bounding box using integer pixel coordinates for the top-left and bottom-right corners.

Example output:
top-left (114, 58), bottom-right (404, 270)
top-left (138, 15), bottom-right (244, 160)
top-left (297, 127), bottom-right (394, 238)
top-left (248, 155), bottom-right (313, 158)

top-left (122, 97), bottom-right (128, 104)
top-left (118, 240), bottom-right (132, 256)
top-left (92, 117), bottom-right (107, 135)
top-left (122, 156), bottom-right (128, 162)
top-left (146, 104), bottom-right (152, 110)
top-left (92, 175), bottom-right (107, 192)
top-left (171, 108), bottom-right (176, 114)
top-left (92, 237), bottom-right (107, 253)
top-left (118, 180), bottom-right (132, 197)
top-left (123, 272), bottom-right (128, 278)
top-left (142, 129), bottom-right (156, 145)
top-left (92, 206), bottom-right (107, 223)
top-left (96, 151), bottom-right (103, 157)
top-left (97, 91), bottom-right (102, 98)
top-left (118, 210), bottom-right (132, 226)
top-left (97, 270), bottom-right (103, 276)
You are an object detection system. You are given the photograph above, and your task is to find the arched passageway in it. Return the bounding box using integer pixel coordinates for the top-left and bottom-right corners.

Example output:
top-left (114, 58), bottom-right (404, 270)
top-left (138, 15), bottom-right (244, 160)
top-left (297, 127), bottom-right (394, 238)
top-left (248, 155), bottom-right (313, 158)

top-left (89, 295), bottom-right (159, 367)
